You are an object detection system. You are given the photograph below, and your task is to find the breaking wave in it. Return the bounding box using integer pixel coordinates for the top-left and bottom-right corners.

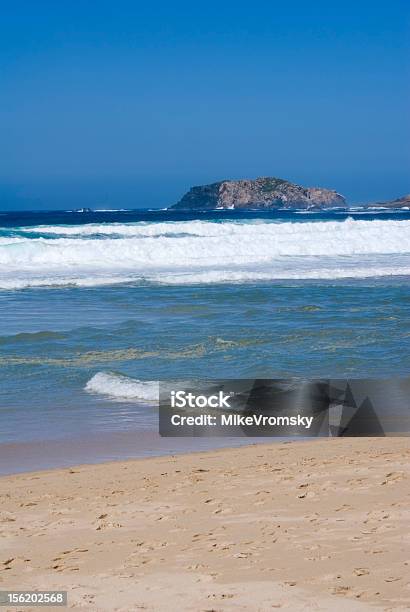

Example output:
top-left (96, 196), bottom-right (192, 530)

top-left (1, 218), bottom-right (410, 288)
top-left (85, 372), bottom-right (159, 402)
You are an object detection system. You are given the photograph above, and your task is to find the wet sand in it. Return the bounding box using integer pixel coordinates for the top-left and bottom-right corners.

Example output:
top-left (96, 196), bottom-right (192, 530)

top-left (1, 437), bottom-right (409, 610)
top-left (0, 430), bottom-right (258, 475)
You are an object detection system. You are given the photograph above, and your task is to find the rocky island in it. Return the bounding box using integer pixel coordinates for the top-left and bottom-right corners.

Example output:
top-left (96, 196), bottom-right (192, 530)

top-left (367, 194), bottom-right (410, 209)
top-left (171, 177), bottom-right (346, 210)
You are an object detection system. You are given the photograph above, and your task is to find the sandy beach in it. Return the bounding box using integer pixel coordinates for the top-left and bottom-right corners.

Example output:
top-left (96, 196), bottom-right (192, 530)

top-left (1, 437), bottom-right (409, 611)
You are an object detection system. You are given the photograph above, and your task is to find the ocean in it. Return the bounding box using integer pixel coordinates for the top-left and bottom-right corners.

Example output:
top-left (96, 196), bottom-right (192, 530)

top-left (1, 208), bottom-right (410, 470)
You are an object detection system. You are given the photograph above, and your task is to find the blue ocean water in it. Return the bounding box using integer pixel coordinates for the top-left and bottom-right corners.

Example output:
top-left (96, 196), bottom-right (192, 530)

top-left (1, 208), bottom-right (410, 448)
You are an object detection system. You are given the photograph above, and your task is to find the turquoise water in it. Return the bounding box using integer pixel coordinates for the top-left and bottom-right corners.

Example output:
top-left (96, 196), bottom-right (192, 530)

top-left (1, 209), bottom-right (410, 447)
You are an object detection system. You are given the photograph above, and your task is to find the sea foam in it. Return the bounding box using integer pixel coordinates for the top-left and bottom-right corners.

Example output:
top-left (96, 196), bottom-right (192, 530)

top-left (85, 372), bottom-right (159, 402)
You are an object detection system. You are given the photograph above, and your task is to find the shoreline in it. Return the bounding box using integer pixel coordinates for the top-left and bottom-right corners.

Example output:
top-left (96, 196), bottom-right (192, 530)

top-left (0, 430), bottom-right (280, 476)
top-left (1, 437), bottom-right (409, 610)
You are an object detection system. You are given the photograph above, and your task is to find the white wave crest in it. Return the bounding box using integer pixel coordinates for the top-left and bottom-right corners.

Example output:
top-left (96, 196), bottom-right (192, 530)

top-left (1, 218), bottom-right (410, 288)
top-left (85, 372), bottom-right (159, 402)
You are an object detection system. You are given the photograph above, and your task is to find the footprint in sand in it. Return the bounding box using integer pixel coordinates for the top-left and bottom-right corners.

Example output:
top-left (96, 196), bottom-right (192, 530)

top-left (354, 568), bottom-right (369, 576)
top-left (297, 491), bottom-right (316, 499)
top-left (381, 471), bottom-right (405, 485)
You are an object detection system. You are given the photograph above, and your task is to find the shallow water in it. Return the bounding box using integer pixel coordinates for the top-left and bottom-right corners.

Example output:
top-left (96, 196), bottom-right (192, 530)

top-left (0, 209), bottom-right (409, 456)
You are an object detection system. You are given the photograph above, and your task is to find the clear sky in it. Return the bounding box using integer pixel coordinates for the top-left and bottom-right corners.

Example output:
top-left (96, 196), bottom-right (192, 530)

top-left (1, 0), bottom-right (409, 210)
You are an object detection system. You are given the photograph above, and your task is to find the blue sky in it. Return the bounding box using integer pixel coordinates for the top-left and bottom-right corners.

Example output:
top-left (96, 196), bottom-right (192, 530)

top-left (1, 0), bottom-right (409, 209)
